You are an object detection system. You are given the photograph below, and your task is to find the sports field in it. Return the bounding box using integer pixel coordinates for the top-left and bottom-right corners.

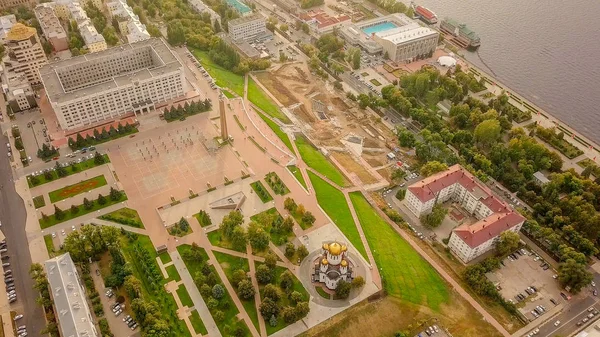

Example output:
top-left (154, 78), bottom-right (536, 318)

top-left (307, 172), bottom-right (367, 260)
top-left (349, 192), bottom-right (449, 310)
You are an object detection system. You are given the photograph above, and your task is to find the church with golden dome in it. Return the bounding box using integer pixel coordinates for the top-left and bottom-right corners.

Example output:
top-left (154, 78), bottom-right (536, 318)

top-left (313, 241), bottom-right (353, 290)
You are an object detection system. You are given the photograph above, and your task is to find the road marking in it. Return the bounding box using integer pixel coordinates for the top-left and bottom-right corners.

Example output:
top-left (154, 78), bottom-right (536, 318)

top-left (543, 299), bottom-right (600, 337)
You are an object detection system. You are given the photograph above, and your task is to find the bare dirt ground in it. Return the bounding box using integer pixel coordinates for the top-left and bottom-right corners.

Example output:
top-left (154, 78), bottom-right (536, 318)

top-left (331, 151), bottom-right (378, 184)
top-left (300, 295), bottom-right (503, 337)
top-left (255, 61), bottom-right (397, 182)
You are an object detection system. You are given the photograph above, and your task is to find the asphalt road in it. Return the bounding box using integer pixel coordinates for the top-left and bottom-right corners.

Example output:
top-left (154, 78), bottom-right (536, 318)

top-left (0, 134), bottom-right (45, 337)
top-left (535, 296), bottom-right (599, 337)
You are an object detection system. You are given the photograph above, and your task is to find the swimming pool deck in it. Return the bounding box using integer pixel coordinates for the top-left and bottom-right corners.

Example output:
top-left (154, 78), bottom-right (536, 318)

top-left (361, 21), bottom-right (398, 35)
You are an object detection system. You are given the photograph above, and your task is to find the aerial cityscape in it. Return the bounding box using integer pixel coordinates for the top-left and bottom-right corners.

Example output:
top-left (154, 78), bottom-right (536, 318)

top-left (0, 0), bottom-right (598, 336)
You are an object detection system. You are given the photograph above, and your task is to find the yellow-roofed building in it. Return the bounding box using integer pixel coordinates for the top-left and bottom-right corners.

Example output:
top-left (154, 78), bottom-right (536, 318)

top-left (3, 23), bottom-right (47, 85)
top-left (313, 241), bottom-right (354, 290)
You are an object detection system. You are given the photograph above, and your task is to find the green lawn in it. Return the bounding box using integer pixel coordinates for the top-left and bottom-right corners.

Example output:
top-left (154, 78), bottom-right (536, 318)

top-left (39, 193), bottom-right (128, 229)
top-left (286, 165), bottom-right (307, 190)
top-left (255, 111), bottom-right (294, 154)
top-left (189, 310), bottom-right (208, 335)
top-left (178, 245), bottom-right (250, 336)
top-left (193, 211), bottom-right (213, 227)
top-left (308, 172), bottom-right (368, 260)
top-left (48, 175), bottom-right (107, 203)
top-left (213, 252), bottom-right (260, 332)
top-left (207, 230), bottom-right (246, 253)
top-left (189, 48), bottom-right (245, 96)
top-left (250, 207), bottom-right (294, 246)
top-left (176, 284), bottom-right (194, 307)
top-left (159, 251), bottom-right (172, 264)
top-left (295, 136), bottom-right (349, 187)
top-left (166, 265), bottom-right (181, 282)
top-left (27, 154), bottom-right (110, 187)
top-left (247, 77), bottom-right (290, 124)
top-left (121, 235), bottom-right (192, 337)
top-left (250, 181), bottom-right (273, 203)
top-left (222, 90), bottom-right (235, 98)
top-left (265, 172), bottom-right (289, 195)
top-left (98, 207), bottom-right (144, 228)
top-left (315, 286), bottom-right (330, 299)
top-left (349, 192), bottom-right (449, 310)
top-left (43, 234), bottom-right (55, 256)
top-left (33, 195), bottom-right (45, 209)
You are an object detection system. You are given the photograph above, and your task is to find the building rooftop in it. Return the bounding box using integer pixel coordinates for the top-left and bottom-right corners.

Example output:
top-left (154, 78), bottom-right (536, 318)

top-left (453, 211), bottom-right (525, 248)
top-left (40, 38), bottom-right (181, 104)
top-left (35, 4), bottom-right (67, 40)
top-left (533, 171), bottom-right (550, 184)
top-left (0, 14), bottom-right (16, 40)
top-left (299, 10), bottom-right (351, 29)
top-left (6, 23), bottom-right (36, 41)
top-left (228, 13), bottom-right (264, 27)
top-left (226, 0), bottom-right (251, 14)
top-left (44, 253), bottom-right (97, 337)
top-left (375, 25), bottom-right (437, 45)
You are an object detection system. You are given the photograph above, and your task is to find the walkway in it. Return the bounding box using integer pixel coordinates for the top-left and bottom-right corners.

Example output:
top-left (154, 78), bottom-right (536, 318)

top-left (170, 250), bottom-right (222, 337)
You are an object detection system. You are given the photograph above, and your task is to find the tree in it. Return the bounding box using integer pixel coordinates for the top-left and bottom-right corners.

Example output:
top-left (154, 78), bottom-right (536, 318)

top-left (263, 284), bottom-right (280, 301)
top-left (259, 297), bottom-right (280, 319)
top-left (474, 119), bottom-right (502, 148)
top-left (280, 270), bottom-right (294, 293)
top-left (256, 264), bottom-right (273, 284)
top-left (284, 243), bottom-right (296, 258)
top-left (281, 306), bottom-right (297, 323)
top-left (109, 187), bottom-right (122, 201)
top-left (214, 310), bottom-right (225, 322)
top-left (290, 291), bottom-right (303, 305)
top-left (420, 204), bottom-right (447, 228)
top-left (297, 245), bottom-right (309, 261)
top-left (302, 211), bottom-right (316, 225)
top-left (558, 259), bottom-right (593, 293)
top-left (213, 20), bottom-right (221, 33)
top-left (295, 301), bottom-right (310, 320)
top-left (264, 252), bottom-right (278, 269)
top-left (397, 128), bottom-right (416, 148)
top-left (94, 151), bottom-right (105, 165)
top-left (221, 210), bottom-right (244, 239)
top-left (167, 21), bottom-right (185, 46)
top-left (269, 315), bottom-right (278, 327)
top-left (54, 205), bottom-right (65, 220)
top-left (83, 198), bottom-right (93, 210)
top-left (496, 231), bottom-right (520, 256)
top-left (335, 279), bottom-right (351, 299)
top-left (231, 226), bottom-right (247, 251)
top-left (97, 194), bottom-right (107, 205)
top-left (395, 189), bottom-right (406, 200)
top-left (70, 204), bottom-right (79, 215)
top-left (284, 197), bottom-right (297, 212)
top-left (391, 169), bottom-right (407, 182)
top-left (248, 222), bottom-right (270, 251)
top-left (351, 276), bottom-right (365, 288)
top-left (212, 284), bottom-right (225, 299)
top-left (123, 275), bottom-right (142, 299)
top-left (237, 279), bottom-right (255, 299)
top-left (232, 269), bottom-right (247, 287)
top-left (420, 161), bottom-right (448, 177)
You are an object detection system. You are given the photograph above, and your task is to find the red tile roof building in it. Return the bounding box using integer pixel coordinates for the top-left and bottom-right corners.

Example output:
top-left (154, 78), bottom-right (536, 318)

top-left (405, 164), bottom-right (525, 262)
top-left (298, 10), bottom-right (351, 34)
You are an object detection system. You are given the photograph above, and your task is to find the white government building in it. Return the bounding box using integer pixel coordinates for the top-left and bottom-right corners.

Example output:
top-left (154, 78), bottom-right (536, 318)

top-left (40, 38), bottom-right (186, 130)
top-left (406, 165), bottom-right (525, 262)
top-left (340, 13), bottom-right (438, 62)
top-left (45, 253), bottom-right (99, 337)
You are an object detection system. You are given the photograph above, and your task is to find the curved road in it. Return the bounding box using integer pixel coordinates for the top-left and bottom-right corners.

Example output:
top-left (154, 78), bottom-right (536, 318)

top-left (0, 133), bottom-right (44, 337)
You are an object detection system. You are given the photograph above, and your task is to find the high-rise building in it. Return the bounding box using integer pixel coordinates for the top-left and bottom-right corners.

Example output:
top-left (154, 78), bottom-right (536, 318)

top-left (3, 23), bottom-right (48, 85)
top-left (40, 38), bottom-right (186, 131)
top-left (34, 3), bottom-right (69, 52)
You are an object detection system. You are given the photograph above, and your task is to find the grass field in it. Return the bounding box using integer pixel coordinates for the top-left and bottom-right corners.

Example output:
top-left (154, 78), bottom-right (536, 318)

top-left (247, 77), bottom-right (290, 124)
top-left (43, 234), bottom-right (55, 256)
top-left (193, 211), bottom-right (213, 227)
top-left (295, 136), bottom-right (349, 187)
top-left (99, 207), bottom-right (144, 228)
top-left (255, 111), bottom-right (294, 153)
top-left (189, 49), bottom-right (245, 96)
top-left (370, 78), bottom-right (382, 86)
top-left (39, 193), bottom-right (128, 229)
top-left (207, 230), bottom-right (247, 253)
top-left (222, 90), bottom-right (235, 98)
top-left (176, 284), bottom-right (194, 307)
top-left (308, 172), bottom-right (368, 260)
top-left (316, 286), bottom-right (330, 299)
top-left (27, 154), bottom-right (110, 188)
top-left (213, 251), bottom-right (260, 332)
top-left (250, 181), bottom-right (273, 203)
top-left (189, 310), bottom-right (208, 335)
top-left (33, 195), bottom-right (45, 208)
top-left (48, 175), bottom-right (107, 203)
top-left (166, 265), bottom-right (181, 282)
top-left (250, 207), bottom-right (294, 246)
top-left (159, 252), bottom-right (172, 264)
top-left (349, 192), bottom-right (449, 310)
top-left (286, 165), bottom-right (307, 190)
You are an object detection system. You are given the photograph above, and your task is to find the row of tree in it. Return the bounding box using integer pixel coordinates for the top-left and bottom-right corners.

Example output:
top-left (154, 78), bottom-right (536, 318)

top-left (68, 122), bottom-right (135, 151)
top-left (163, 99), bottom-right (212, 121)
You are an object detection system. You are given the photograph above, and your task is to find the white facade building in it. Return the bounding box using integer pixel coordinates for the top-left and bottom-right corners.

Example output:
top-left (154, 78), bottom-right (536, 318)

top-left (107, 0), bottom-right (150, 43)
top-left (406, 164), bottom-right (525, 263)
top-left (312, 242), bottom-right (353, 290)
top-left (53, 0), bottom-right (106, 53)
top-left (228, 14), bottom-right (267, 41)
top-left (40, 38), bottom-right (186, 130)
top-left (45, 253), bottom-right (99, 337)
top-left (3, 23), bottom-right (48, 85)
top-left (0, 14), bottom-right (16, 42)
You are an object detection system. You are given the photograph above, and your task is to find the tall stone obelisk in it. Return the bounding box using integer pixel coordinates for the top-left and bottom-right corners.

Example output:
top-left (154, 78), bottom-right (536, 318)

top-left (219, 94), bottom-right (228, 140)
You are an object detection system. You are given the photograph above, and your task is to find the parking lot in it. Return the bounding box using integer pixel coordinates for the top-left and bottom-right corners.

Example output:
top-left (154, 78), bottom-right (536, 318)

top-left (414, 324), bottom-right (450, 337)
top-left (353, 66), bottom-right (391, 94)
top-left (10, 109), bottom-right (52, 166)
top-left (488, 249), bottom-right (564, 321)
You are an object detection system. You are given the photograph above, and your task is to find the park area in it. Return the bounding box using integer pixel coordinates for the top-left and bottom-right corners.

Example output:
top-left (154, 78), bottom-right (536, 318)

top-left (27, 155), bottom-right (110, 188)
top-left (48, 175), bottom-right (107, 203)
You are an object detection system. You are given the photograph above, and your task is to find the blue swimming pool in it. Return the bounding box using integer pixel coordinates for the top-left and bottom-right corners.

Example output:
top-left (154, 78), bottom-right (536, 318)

top-left (361, 21), bottom-right (398, 35)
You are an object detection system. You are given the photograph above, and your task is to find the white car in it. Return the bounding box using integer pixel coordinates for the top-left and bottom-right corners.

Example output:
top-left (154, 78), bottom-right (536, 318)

top-left (51, 232), bottom-right (56, 238)
top-left (554, 320), bottom-right (561, 326)
top-left (592, 281), bottom-right (596, 287)
top-left (61, 229), bottom-right (66, 236)
top-left (71, 225), bottom-right (76, 231)
top-left (13, 314), bottom-right (23, 320)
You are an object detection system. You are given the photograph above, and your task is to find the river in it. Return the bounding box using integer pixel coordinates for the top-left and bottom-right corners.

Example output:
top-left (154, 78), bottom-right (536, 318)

top-left (411, 0), bottom-right (600, 144)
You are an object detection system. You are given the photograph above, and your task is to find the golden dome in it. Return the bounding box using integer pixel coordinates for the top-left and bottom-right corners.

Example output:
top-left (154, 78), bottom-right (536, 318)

top-left (341, 260), bottom-right (348, 267)
top-left (341, 245), bottom-right (347, 252)
top-left (321, 258), bottom-right (328, 265)
top-left (322, 243), bottom-right (329, 250)
top-left (329, 242), bottom-right (342, 255)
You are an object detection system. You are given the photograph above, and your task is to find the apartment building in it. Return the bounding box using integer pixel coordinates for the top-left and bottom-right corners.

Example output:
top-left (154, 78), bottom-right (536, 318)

top-left (52, 0), bottom-right (106, 52)
top-left (106, 0), bottom-right (150, 43)
top-left (40, 38), bottom-right (186, 130)
top-left (405, 164), bottom-right (525, 262)
top-left (1, 63), bottom-right (36, 112)
top-left (3, 23), bottom-right (48, 85)
top-left (34, 3), bottom-right (69, 52)
top-left (0, 0), bottom-right (35, 11)
top-left (45, 253), bottom-right (99, 337)
top-left (298, 10), bottom-right (351, 35)
top-left (228, 14), bottom-right (268, 41)
top-left (0, 14), bottom-right (16, 42)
